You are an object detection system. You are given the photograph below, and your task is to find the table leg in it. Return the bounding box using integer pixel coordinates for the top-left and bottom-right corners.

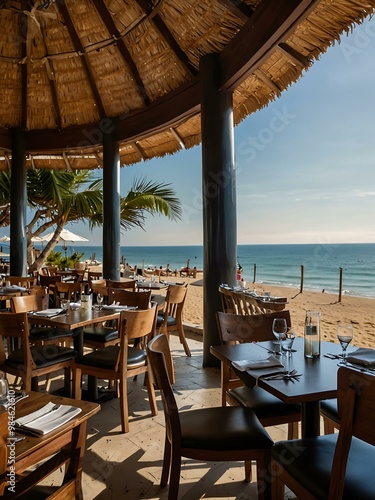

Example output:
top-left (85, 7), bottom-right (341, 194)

top-left (301, 401), bottom-right (321, 438)
top-left (72, 326), bottom-right (84, 357)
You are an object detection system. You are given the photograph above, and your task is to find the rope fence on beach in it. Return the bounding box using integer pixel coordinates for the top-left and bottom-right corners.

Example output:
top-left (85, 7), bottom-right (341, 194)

top-left (252, 264), bottom-right (344, 302)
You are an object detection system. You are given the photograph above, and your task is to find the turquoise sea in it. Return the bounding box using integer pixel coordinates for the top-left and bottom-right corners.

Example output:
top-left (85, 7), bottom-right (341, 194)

top-left (33, 243), bottom-right (375, 299)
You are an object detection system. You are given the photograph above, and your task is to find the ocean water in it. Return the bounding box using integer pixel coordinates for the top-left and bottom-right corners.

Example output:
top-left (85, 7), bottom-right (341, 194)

top-left (45, 243), bottom-right (375, 299)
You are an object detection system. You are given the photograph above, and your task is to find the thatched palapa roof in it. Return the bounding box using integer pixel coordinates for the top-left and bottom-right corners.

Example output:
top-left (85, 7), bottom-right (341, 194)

top-left (0, 0), bottom-right (374, 171)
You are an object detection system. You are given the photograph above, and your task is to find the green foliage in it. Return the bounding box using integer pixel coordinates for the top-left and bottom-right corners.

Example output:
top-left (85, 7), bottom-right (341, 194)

top-left (46, 251), bottom-right (85, 270)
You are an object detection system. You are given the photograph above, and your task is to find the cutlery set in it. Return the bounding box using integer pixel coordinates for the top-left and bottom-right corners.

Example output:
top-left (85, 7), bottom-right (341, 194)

top-left (263, 369), bottom-right (302, 381)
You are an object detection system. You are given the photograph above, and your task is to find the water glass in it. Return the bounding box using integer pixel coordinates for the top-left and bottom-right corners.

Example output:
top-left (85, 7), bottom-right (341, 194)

top-left (61, 298), bottom-right (69, 312)
top-left (282, 331), bottom-right (295, 357)
top-left (0, 374), bottom-right (9, 407)
top-left (97, 293), bottom-right (103, 310)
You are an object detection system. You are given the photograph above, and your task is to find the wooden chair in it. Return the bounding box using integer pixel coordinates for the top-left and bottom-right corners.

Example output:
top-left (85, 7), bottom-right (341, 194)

top-left (147, 334), bottom-right (273, 500)
top-left (156, 284), bottom-right (191, 357)
top-left (7, 276), bottom-right (36, 288)
top-left (106, 279), bottom-right (136, 291)
top-left (73, 304), bottom-right (158, 433)
top-left (216, 311), bottom-right (300, 440)
top-left (0, 312), bottom-right (76, 393)
top-left (39, 274), bottom-right (62, 304)
top-left (271, 366), bottom-right (375, 499)
top-left (87, 270), bottom-right (103, 292)
top-left (321, 398), bottom-right (340, 434)
top-left (108, 289), bottom-right (151, 309)
top-left (10, 294), bottom-right (73, 346)
top-left (54, 281), bottom-right (81, 307)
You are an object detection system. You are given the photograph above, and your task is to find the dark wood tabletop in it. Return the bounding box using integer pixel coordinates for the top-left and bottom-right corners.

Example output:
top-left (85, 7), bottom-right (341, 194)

top-left (211, 338), bottom-right (346, 438)
top-left (0, 391), bottom-right (100, 497)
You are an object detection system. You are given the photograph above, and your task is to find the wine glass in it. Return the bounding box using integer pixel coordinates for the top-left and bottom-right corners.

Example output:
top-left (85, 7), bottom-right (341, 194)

top-left (272, 318), bottom-right (288, 355)
top-left (337, 323), bottom-right (354, 363)
top-left (97, 293), bottom-right (103, 310)
top-left (0, 373), bottom-right (9, 407)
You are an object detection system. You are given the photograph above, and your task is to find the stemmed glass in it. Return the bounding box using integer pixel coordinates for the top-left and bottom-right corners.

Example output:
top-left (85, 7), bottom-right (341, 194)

top-left (97, 293), bottom-right (103, 311)
top-left (272, 318), bottom-right (288, 355)
top-left (282, 330), bottom-right (296, 358)
top-left (337, 323), bottom-right (354, 363)
top-left (60, 298), bottom-right (69, 313)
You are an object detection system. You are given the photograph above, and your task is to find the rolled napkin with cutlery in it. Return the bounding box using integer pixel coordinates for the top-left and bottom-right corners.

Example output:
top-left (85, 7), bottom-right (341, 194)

top-left (346, 348), bottom-right (375, 367)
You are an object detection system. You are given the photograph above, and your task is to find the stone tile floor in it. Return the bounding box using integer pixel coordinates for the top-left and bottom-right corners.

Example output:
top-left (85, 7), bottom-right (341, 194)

top-left (22, 332), bottom-right (300, 499)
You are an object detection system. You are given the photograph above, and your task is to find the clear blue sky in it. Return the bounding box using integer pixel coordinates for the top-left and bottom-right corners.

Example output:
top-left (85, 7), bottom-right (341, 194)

top-left (3, 17), bottom-right (375, 248)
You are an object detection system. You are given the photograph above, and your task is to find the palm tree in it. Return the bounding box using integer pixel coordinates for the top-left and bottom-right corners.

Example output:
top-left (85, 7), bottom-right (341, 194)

top-left (0, 170), bottom-right (182, 272)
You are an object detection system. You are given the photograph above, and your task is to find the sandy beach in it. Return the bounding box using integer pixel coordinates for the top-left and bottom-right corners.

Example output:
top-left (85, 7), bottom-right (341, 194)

top-left (175, 276), bottom-right (375, 349)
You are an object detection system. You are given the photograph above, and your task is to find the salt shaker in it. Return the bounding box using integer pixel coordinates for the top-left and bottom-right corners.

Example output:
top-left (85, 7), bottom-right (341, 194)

top-left (304, 310), bottom-right (321, 358)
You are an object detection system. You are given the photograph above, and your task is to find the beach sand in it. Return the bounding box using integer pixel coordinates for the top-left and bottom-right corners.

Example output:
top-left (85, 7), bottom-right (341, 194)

top-left (175, 276), bottom-right (375, 349)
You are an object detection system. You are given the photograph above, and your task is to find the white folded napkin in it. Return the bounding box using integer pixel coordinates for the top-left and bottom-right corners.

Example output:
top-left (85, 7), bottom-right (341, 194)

top-left (33, 308), bottom-right (63, 317)
top-left (15, 402), bottom-right (81, 436)
top-left (346, 348), bottom-right (375, 367)
top-left (232, 356), bottom-right (284, 371)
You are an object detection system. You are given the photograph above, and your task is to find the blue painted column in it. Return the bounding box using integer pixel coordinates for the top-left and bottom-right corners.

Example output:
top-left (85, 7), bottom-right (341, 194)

top-left (200, 53), bottom-right (237, 366)
top-left (10, 127), bottom-right (27, 276)
top-left (102, 123), bottom-right (121, 280)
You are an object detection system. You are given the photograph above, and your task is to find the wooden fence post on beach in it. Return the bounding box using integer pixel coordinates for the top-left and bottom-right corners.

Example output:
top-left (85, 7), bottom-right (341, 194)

top-left (253, 264), bottom-right (256, 283)
top-left (338, 267), bottom-right (343, 302)
top-left (300, 265), bottom-right (304, 293)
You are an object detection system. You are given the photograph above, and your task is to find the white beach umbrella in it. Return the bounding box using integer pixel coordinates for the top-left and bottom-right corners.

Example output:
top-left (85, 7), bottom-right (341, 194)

top-left (0, 236), bottom-right (10, 242)
top-left (37, 229), bottom-right (89, 243)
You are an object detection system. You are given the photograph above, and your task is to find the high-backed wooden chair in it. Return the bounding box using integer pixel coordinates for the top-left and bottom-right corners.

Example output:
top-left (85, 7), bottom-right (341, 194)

top-left (156, 284), bottom-right (190, 357)
top-left (272, 366), bottom-right (375, 499)
top-left (7, 276), bottom-right (36, 288)
top-left (11, 294), bottom-right (73, 346)
top-left (54, 281), bottom-right (81, 306)
top-left (216, 311), bottom-right (300, 440)
top-left (147, 334), bottom-right (273, 500)
top-left (73, 304), bottom-right (158, 433)
top-left (108, 289), bottom-right (151, 309)
top-left (106, 279), bottom-right (136, 291)
top-left (321, 398), bottom-right (340, 434)
top-left (87, 271), bottom-right (103, 292)
top-left (0, 312), bottom-right (76, 393)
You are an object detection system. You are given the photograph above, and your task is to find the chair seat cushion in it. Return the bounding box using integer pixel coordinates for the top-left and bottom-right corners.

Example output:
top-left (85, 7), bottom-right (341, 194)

top-left (75, 345), bottom-right (147, 369)
top-left (29, 327), bottom-right (72, 341)
top-left (228, 386), bottom-right (300, 418)
top-left (83, 326), bottom-right (118, 343)
top-left (180, 406), bottom-right (273, 451)
top-left (320, 398), bottom-right (339, 423)
top-left (6, 345), bottom-right (77, 368)
top-left (272, 434), bottom-right (375, 499)
top-left (157, 314), bottom-right (176, 328)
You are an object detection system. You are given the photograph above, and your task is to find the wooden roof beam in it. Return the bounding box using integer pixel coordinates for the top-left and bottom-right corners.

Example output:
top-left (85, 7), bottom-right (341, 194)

top-left (57, 1), bottom-right (106, 118)
top-left (131, 141), bottom-right (147, 160)
top-left (277, 42), bottom-right (309, 67)
top-left (135, 0), bottom-right (198, 75)
top-left (221, 0), bottom-right (320, 90)
top-left (94, 0), bottom-right (151, 106)
top-left (254, 69), bottom-right (280, 93)
top-left (217, 0), bottom-right (254, 22)
top-left (169, 127), bottom-right (185, 150)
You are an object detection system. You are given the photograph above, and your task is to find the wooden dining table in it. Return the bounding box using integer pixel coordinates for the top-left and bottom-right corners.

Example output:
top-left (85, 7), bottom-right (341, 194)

top-left (0, 391), bottom-right (100, 498)
top-left (29, 307), bottom-right (120, 357)
top-left (210, 338), bottom-right (344, 438)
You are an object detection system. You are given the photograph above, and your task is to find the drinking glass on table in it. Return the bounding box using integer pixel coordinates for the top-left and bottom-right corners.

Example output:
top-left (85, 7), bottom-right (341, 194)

top-left (272, 318), bottom-right (288, 355)
top-left (0, 373), bottom-right (9, 407)
top-left (282, 330), bottom-right (296, 358)
top-left (336, 323), bottom-right (354, 363)
top-left (60, 298), bottom-right (69, 313)
top-left (96, 293), bottom-right (103, 310)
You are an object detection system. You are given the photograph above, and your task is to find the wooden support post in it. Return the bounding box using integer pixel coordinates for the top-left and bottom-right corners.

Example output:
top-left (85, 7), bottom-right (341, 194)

top-left (338, 267), bottom-right (343, 303)
top-left (253, 264), bottom-right (256, 283)
top-left (300, 265), bottom-right (304, 293)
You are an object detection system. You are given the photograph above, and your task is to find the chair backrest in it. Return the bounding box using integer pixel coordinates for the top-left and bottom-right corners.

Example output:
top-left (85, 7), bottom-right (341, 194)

top-left (88, 271), bottom-right (103, 287)
top-left (0, 312), bottom-right (33, 367)
top-left (39, 274), bottom-right (62, 287)
top-left (11, 293), bottom-right (49, 313)
top-left (216, 310), bottom-right (291, 344)
top-left (106, 279), bottom-right (136, 291)
top-left (116, 304), bottom-right (158, 371)
top-left (108, 289), bottom-right (151, 309)
top-left (54, 281), bottom-right (81, 304)
top-left (328, 367), bottom-right (375, 498)
top-left (147, 334), bottom-right (178, 431)
top-left (164, 284), bottom-right (188, 318)
top-left (219, 286), bottom-right (238, 314)
top-left (91, 279), bottom-right (108, 296)
top-left (7, 276), bottom-right (36, 288)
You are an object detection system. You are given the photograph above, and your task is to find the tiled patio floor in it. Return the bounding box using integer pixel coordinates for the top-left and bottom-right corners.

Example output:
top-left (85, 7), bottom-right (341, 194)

top-left (16, 332), bottom-right (299, 499)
